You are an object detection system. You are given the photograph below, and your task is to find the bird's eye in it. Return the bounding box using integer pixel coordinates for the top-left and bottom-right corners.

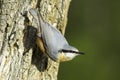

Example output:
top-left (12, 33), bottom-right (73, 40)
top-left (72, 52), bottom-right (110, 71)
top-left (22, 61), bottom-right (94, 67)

top-left (58, 49), bottom-right (62, 53)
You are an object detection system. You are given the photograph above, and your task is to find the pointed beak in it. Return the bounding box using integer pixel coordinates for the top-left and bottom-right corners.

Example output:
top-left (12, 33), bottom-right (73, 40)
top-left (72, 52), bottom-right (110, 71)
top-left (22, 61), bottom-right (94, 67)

top-left (77, 51), bottom-right (85, 55)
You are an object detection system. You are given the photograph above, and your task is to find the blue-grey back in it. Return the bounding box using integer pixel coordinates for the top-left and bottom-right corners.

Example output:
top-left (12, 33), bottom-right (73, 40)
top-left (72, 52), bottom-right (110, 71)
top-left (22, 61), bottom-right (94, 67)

top-left (41, 21), bottom-right (68, 60)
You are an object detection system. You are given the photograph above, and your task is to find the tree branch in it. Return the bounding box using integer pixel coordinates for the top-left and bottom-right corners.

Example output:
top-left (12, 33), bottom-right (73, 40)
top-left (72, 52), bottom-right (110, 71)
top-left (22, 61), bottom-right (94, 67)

top-left (0, 0), bottom-right (71, 80)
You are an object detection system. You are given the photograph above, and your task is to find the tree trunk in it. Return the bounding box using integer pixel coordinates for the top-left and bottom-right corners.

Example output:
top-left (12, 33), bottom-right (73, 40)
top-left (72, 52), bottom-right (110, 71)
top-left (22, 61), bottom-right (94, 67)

top-left (0, 0), bottom-right (71, 80)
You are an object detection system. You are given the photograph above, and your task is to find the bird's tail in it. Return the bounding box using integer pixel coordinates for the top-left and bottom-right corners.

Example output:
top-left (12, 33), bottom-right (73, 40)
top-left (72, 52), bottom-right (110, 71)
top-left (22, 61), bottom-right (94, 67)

top-left (29, 8), bottom-right (44, 34)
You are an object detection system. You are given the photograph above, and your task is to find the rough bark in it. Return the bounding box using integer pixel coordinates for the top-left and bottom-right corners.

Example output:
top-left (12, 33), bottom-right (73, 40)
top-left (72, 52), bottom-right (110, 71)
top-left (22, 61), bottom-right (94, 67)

top-left (0, 0), bottom-right (71, 80)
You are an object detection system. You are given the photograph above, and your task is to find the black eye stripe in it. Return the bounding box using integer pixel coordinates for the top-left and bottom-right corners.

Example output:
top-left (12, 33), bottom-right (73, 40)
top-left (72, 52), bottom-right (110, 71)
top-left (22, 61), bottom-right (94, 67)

top-left (59, 49), bottom-right (79, 54)
top-left (64, 50), bottom-right (77, 53)
top-left (59, 49), bottom-right (85, 55)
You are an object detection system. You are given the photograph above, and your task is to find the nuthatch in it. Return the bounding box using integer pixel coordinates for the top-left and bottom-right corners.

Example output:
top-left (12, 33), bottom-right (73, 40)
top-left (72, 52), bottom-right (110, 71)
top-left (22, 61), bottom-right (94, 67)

top-left (29, 9), bottom-right (84, 62)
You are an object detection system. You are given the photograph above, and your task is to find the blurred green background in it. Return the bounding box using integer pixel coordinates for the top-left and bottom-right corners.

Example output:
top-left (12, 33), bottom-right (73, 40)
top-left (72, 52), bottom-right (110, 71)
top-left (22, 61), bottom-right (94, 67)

top-left (58, 0), bottom-right (120, 80)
